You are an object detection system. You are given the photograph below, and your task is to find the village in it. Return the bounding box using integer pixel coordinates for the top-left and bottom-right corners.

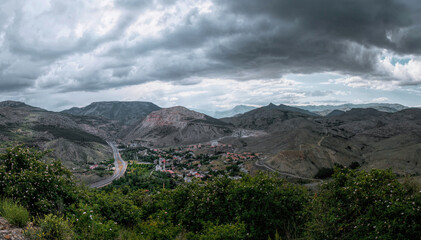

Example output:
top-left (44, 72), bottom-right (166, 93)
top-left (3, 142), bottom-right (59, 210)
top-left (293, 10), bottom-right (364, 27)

top-left (118, 142), bottom-right (262, 182)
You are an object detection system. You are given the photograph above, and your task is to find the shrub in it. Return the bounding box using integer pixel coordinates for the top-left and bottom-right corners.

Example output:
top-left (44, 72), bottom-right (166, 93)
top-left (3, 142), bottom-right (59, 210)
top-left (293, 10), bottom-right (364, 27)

top-left (26, 214), bottom-right (73, 240)
top-left (144, 173), bottom-right (308, 239)
top-left (193, 222), bottom-right (247, 240)
top-left (134, 218), bottom-right (182, 240)
top-left (314, 167), bottom-right (334, 179)
top-left (85, 189), bottom-right (141, 226)
top-left (0, 198), bottom-right (30, 228)
top-left (349, 161), bottom-right (361, 169)
top-left (68, 203), bottom-right (119, 240)
top-left (306, 167), bottom-right (421, 240)
top-left (0, 145), bottom-right (79, 215)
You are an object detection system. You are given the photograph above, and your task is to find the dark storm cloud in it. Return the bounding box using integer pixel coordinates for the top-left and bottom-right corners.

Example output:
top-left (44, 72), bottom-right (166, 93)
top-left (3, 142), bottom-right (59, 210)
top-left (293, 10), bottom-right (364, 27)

top-left (101, 0), bottom-right (421, 86)
top-left (0, 74), bottom-right (34, 92)
top-left (216, 0), bottom-right (413, 50)
top-left (1, 0), bottom-right (421, 97)
top-left (205, 0), bottom-right (420, 78)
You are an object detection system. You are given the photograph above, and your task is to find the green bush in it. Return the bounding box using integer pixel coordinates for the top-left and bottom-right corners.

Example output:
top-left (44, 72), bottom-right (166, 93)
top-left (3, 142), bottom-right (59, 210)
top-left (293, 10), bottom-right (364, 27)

top-left (26, 214), bottom-right (73, 240)
top-left (192, 222), bottom-right (247, 240)
top-left (85, 189), bottom-right (141, 226)
top-left (143, 173), bottom-right (308, 239)
top-left (0, 198), bottom-right (29, 228)
top-left (68, 204), bottom-right (119, 240)
top-left (306, 167), bottom-right (421, 240)
top-left (0, 145), bottom-right (79, 215)
top-left (132, 218), bottom-right (182, 240)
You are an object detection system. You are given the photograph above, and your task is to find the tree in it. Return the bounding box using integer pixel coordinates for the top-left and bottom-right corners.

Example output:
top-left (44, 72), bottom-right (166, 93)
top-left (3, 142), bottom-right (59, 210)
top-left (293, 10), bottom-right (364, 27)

top-left (0, 145), bottom-right (78, 215)
top-left (306, 167), bottom-right (421, 240)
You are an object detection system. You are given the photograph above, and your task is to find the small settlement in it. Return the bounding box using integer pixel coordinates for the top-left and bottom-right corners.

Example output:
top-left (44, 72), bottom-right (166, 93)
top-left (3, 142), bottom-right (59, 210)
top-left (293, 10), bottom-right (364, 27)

top-left (120, 142), bottom-right (261, 182)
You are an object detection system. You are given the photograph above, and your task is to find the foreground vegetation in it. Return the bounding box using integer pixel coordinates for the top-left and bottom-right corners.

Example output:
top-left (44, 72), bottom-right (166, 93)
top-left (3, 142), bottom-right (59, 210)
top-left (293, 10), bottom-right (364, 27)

top-left (1, 145), bottom-right (420, 239)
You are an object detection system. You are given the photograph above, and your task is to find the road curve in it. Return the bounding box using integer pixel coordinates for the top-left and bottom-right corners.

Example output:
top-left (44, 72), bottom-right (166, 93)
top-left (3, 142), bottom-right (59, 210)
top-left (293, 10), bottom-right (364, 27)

top-left (90, 141), bottom-right (128, 188)
top-left (254, 160), bottom-right (322, 182)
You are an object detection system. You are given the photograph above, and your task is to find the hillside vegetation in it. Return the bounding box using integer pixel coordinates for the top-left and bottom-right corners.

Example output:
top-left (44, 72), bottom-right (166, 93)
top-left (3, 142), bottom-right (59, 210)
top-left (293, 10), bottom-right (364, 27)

top-left (1, 145), bottom-right (420, 239)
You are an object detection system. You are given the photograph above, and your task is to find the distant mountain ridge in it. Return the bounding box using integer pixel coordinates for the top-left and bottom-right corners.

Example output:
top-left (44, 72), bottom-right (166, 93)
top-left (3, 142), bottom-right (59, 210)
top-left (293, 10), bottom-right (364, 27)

top-left (62, 101), bottom-right (161, 125)
top-left (296, 103), bottom-right (407, 116)
top-left (213, 105), bottom-right (257, 118)
top-left (221, 103), bottom-right (317, 130)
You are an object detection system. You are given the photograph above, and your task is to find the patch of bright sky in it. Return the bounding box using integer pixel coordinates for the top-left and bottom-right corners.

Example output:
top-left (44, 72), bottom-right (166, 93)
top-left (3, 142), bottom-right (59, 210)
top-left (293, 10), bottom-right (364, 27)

top-left (390, 57), bottom-right (411, 66)
top-left (284, 72), bottom-right (420, 107)
top-left (3, 72), bottom-right (420, 112)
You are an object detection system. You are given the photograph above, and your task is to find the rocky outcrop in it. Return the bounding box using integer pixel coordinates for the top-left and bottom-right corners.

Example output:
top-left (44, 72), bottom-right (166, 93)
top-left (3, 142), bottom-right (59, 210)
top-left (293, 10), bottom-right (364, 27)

top-left (0, 217), bottom-right (26, 240)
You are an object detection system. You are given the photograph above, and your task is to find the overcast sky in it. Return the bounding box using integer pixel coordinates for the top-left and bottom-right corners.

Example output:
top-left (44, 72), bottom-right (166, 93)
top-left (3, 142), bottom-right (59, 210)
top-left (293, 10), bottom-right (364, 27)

top-left (1, 0), bottom-right (421, 111)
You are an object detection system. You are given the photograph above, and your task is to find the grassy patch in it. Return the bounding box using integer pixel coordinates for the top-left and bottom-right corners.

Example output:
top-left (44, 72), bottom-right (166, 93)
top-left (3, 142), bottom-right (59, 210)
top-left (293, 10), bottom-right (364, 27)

top-left (25, 214), bottom-right (73, 240)
top-left (0, 199), bottom-right (30, 228)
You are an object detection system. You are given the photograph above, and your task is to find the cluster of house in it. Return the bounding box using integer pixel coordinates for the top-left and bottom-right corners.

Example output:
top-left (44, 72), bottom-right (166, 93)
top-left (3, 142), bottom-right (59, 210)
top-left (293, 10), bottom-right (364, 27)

top-left (152, 156), bottom-right (206, 182)
top-left (121, 142), bottom-right (262, 182)
top-left (225, 152), bottom-right (260, 162)
top-left (186, 142), bottom-right (234, 151)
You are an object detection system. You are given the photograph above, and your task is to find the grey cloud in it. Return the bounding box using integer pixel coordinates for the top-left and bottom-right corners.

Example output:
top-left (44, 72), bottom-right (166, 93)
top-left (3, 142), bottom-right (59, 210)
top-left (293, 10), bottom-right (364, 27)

top-left (103, 0), bottom-right (420, 87)
top-left (308, 90), bottom-right (333, 97)
top-left (0, 75), bottom-right (34, 92)
top-left (1, 0), bottom-right (421, 98)
top-left (4, 1), bottom-right (137, 61)
top-left (216, 0), bottom-right (414, 51)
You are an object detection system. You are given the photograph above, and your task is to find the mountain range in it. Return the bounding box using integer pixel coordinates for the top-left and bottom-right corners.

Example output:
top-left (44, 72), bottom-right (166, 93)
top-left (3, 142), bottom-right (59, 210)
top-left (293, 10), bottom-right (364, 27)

top-left (198, 103), bottom-right (408, 118)
top-left (296, 103), bottom-right (408, 116)
top-left (0, 101), bottom-right (117, 183)
top-left (1, 100), bottom-right (420, 181)
top-left (219, 106), bottom-right (421, 178)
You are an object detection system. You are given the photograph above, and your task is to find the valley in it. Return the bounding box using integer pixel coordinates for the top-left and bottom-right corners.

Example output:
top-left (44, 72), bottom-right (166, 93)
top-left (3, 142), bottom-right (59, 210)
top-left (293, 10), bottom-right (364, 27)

top-left (2, 100), bottom-right (421, 239)
top-left (1, 100), bottom-right (421, 186)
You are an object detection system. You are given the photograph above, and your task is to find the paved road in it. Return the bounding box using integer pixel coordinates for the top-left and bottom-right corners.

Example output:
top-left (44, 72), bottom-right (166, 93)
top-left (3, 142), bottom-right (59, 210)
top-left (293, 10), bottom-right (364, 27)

top-left (90, 141), bottom-right (128, 188)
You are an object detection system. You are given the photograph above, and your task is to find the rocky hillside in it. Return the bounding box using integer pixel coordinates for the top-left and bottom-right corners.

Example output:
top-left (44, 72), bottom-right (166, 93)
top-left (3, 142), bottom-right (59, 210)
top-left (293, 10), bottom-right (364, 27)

top-left (0, 101), bottom-right (113, 183)
top-left (125, 106), bottom-right (233, 147)
top-left (221, 106), bottom-right (421, 178)
top-left (62, 101), bottom-right (161, 125)
top-left (222, 103), bottom-right (316, 130)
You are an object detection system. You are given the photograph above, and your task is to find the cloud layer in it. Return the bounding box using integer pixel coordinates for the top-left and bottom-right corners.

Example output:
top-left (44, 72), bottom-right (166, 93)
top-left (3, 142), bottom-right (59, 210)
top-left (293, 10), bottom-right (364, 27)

top-left (0, 0), bottom-right (421, 110)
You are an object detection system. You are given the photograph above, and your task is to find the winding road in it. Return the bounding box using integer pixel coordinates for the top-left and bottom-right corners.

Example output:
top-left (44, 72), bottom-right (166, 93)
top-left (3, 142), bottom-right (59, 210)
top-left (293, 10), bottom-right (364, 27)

top-left (90, 141), bottom-right (128, 188)
top-left (254, 160), bottom-right (322, 182)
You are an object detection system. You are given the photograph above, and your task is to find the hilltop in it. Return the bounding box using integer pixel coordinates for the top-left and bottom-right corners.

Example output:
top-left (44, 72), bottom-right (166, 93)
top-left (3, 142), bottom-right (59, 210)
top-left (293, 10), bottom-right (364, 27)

top-left (62, 101), bottom-right (161, 125)
top-left (124, 106), bottom-right (233, 147)
top-left (0, 101), bottom-right (115, 183)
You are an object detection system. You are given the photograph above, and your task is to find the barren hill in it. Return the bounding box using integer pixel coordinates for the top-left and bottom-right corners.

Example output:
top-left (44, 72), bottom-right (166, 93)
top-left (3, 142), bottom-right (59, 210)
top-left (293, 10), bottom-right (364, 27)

top-left (0, 101), bottom-right (114, 183)
top-left (62, 101), bottom-right (161, 125)
top-left (125, 106), bottom-right (233, 147)
top-left (221, 106), bottom-right (421, 178)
